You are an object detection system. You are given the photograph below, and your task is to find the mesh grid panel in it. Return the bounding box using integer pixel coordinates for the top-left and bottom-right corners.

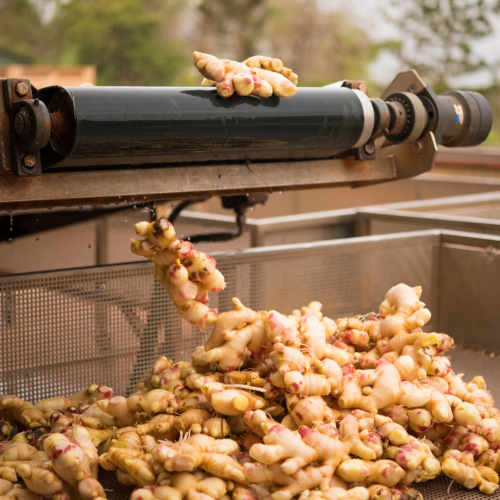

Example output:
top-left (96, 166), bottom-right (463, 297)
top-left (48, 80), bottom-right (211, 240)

top-left (0, 235), bottom-right (439, 400)
top-left (217, 238), bottom-right (440, 328)
top-left (415, 473), bottom-right (500, 500)
top-left (1, 263), bottom-right (172, 400)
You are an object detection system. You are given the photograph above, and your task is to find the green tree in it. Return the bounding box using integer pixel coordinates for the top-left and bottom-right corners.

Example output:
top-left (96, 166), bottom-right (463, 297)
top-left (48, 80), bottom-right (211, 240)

top-left (197, 0), bottom-right (272, 61)
top-left (51, 0), bottom-right (190, 86)
top-left (0, 0), bottom-right (381, 90)
top-left (387, 0), bottom-right (500, 87)
top-left (0, 0), bottom-right (45, 63)
top-left (261, 0), bottom-right (378, 86)
top-left (195, 0), bottom-right (379, 87)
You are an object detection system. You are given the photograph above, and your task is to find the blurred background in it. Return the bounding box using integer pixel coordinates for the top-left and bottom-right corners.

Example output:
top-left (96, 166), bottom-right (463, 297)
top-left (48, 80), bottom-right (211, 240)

top-left (2, 0), bottom-right (500, 275)
top-left (1, 0), bottom-right (499, 128)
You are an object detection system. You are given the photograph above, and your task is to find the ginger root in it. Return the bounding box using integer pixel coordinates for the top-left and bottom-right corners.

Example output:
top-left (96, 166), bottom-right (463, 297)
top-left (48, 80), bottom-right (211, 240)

top-left (242, 55), bottom-right (298, 85)
top-left (131, 218), bottom-right (225, 331)
top-left (193, 52), bottom-right (297, 98)
top-left (336, 460), bottom-right (406, 487)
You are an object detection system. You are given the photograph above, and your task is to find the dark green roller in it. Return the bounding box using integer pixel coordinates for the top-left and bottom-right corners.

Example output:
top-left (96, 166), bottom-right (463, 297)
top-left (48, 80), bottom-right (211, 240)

top-left (41, 86), bottom-right (370, 170)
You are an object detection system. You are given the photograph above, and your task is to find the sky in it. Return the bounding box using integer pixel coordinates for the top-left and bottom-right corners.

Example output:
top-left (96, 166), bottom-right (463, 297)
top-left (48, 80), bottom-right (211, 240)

top-left (325, 0), bottom-right (500, 88)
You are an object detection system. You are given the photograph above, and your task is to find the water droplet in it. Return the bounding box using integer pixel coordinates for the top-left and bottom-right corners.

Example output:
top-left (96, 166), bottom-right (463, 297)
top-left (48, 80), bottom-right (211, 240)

top-left (187, 236), bottom-right (191, 241)
top-left (8, 238), bottom-right (12, 241)
top-left (181, 234), bottom-right (185, 238)
top-left (88, 244), bottom-right (92, 248)
top-left (133, 205), bottom-right (137, 209)
top-left (35, 237), bottom-right (39, 241)
top-left (279, 191), bottom-right (283, 194)
top-left (9, 228), bottom-right (13, 231)
top-left (251, 207), bottom-right (255, 211)
top-left (144, 196), bottom-right (146, 199)
top-left (125, 220), bottom-right (127, 222)
top-left (100, 284), bottom-right (106, 289)
top-left (118, 195), bottom-right (121, 199)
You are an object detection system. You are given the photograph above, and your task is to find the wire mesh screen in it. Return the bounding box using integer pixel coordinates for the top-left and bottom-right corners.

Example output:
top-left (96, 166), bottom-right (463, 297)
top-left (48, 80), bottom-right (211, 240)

top-left (367, 216), bottom-right (500, 238)
top-left (0, 233), bottom-right (439, 402)
top-left (217, 236), bottom-right (440, 328)
top-left (416, 473), bottom-right (500, 500)
top-left (1, 263), bottom-right (167, 401)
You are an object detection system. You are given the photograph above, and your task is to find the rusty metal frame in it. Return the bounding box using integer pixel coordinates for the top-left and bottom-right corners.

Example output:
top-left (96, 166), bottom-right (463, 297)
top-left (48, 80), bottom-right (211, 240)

top-left (0, 157), bottom-right (387, 209)
top-left (0, 70), bottom-right (440, 210)
top-left (0, 131), bottom-right (438, 210)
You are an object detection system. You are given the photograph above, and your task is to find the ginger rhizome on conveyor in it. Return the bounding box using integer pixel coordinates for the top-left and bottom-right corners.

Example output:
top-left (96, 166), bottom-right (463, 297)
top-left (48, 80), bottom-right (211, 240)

top-left (193, 52), bottom-right (298, 99)
top-left (0, 219), bottom-right (499, 500)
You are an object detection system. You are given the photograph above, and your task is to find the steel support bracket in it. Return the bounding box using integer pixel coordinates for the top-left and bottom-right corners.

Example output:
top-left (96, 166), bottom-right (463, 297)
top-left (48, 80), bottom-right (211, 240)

top-left (1, 78), bottom-right (44, 177)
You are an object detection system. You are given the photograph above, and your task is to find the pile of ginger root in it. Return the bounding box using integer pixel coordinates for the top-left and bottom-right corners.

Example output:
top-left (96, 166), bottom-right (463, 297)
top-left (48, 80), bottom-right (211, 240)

top-left (192, 52), bottom-right (298, 99)
top-left (1, 219), bottom-right (499, 500)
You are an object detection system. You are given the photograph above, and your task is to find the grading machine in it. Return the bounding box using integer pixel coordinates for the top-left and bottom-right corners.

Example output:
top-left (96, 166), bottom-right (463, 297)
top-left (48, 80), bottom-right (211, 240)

top-left (0, 70), bottom-right (492, 208)
top-left (1, 69), bottom-right (499, 500)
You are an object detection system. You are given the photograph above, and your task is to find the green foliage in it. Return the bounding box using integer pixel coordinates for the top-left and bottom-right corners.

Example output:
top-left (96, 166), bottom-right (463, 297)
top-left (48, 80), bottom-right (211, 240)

top-left (52, 0), bottom-right (190, 86)
top-left (196, 0), bottom-right (381, 86)
top-left (0, 0), bottom-right (44, 63)
top-left (0, 0), bottom-right (381, 87)
top-left (387, 0), bottom-right (500, 87)
top-left (261, 0), bottom-right (376, 85)
top-left (197, 0), bottom-right (271, 61)
top-left (0, 0), bottom-right (412, 91)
